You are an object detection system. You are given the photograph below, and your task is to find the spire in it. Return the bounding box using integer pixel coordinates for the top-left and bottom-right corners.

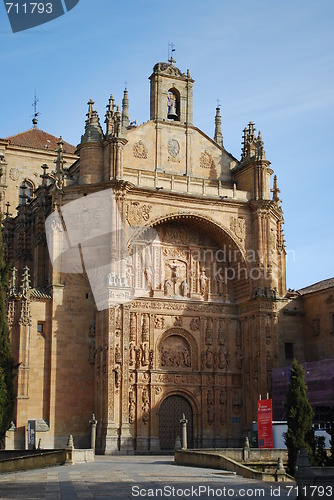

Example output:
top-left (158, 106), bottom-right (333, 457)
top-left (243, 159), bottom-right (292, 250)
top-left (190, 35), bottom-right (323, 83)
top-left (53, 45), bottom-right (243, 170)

top-left (81, 99), bottom-right (104, 143)
top-left (20, 266), bottom-right (31, 298)
top-left (122, 88), bottom-right (130, 129)
top-left (115, 105), bottom-right (122, 137)
top-left (32, 91), bottom-right (40, 128)
top-left (53, 137), bottom-right (66, 191)
top-left (8, 266), bottom-right (17, 298)
top-left (214, 102), bottom-right (223, 147)
top-left (271, 175), bottom-right (281, 206)
top-left (105, 93), bottom-right (115, 136)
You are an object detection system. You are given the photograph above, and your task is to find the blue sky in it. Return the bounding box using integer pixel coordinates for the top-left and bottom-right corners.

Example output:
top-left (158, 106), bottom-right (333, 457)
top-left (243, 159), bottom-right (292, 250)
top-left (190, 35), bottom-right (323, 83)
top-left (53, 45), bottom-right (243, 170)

top-left (1, 0), bottom-right (333, 289)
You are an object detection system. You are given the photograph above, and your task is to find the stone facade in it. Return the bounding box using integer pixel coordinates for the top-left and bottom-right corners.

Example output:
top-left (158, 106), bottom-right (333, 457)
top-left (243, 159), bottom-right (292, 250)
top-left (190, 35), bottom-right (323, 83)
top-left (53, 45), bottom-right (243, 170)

top-left (2, 60), bottom-right (332, 453)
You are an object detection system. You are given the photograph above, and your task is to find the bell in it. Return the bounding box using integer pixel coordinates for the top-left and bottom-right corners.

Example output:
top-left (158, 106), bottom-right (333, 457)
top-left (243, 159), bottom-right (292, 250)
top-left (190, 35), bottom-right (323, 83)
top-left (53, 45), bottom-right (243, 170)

top-left (167, 93), bottom-right (178, 120)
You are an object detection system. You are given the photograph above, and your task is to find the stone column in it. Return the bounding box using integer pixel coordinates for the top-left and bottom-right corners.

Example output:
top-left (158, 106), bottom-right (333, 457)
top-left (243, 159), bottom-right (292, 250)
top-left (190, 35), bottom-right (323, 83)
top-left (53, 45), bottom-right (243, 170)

top-left (180, 413), bottom-right (188, 450)
top-left (90, 413), bottom-right (97, 451)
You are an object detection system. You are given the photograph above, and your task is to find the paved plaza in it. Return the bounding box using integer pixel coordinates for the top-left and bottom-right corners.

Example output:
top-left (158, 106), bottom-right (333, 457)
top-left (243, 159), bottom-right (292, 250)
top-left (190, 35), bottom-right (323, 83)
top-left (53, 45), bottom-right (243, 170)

top-left (0, 455), bottom-right (296, 499)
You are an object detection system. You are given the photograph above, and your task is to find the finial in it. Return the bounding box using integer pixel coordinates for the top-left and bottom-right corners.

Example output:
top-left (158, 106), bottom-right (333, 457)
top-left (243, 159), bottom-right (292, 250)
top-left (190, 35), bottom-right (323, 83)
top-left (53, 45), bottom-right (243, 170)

top-left (124, 80), bottom-right (128, 90)
top-left (214, 102), bottom-right (223, 147)
top-left (122, 87), bottom-right (130, 129)
top-left (168, 41), bottom-right (176, 64)
top-left (256, 130), bottom-right (266, 160)
top-left (54, 137), bottom-right (66, 191)
top-left (87, 99), bottom-right (94, 120)
top-left (32, 91), bottom-right (40, 128)
top-left (40, 164), bottom-right (49, 187)
top-left (5, 202), bottom-right (11, 218)
top-left (271, 175), bottom-right (281, 205)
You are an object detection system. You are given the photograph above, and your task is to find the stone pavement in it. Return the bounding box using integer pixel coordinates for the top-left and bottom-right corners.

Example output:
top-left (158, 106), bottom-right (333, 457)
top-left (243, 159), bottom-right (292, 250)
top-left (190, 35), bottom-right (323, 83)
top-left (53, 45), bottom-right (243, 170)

top-left (0, 455), bottom-right (296, 499)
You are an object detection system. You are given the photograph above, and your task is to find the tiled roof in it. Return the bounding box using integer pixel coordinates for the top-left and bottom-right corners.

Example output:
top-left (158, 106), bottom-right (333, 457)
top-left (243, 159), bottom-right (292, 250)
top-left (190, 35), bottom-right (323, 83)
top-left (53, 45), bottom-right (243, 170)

top-left (298, 277), bottom-right (334, 295)
top-left (6, 128), bottom-right (76, 154)
top-left (28, 287), bottom-right (52, 300)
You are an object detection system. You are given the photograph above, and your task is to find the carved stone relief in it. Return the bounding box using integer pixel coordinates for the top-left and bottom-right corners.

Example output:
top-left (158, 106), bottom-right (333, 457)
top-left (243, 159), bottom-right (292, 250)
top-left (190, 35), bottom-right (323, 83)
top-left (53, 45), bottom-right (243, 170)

top-left (230, 217), bottom-right (246, 243)
top-left (159, 335), bottom-right (191, 368)
top-left (133, 140), bottom-right (148, 159)
top-left (126, 201), bottom-right (152, 226)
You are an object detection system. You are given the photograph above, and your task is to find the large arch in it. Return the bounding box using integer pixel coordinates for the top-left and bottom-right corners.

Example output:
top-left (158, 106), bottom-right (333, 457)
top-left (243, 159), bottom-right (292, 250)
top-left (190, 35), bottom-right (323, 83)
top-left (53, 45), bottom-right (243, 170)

top-left (129, 211), bottom-right (251, 303)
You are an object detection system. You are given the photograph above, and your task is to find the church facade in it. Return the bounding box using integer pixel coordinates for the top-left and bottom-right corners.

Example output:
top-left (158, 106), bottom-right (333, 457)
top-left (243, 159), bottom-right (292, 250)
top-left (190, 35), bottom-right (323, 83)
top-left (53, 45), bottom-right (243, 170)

top-left (2, 59), bottom-right (333, 453)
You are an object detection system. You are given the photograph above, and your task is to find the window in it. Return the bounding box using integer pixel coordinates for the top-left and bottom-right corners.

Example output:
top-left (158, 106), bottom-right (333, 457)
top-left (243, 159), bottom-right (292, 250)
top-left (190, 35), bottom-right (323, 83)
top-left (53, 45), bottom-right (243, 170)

top-left (37, 322), bottom-right (44, 335)
top-left (19, 179), bottom-right (34, 204)
top-left (285, 342), bottom-right (294, 360)
top-left (167, 88), bottom-right (180, 121)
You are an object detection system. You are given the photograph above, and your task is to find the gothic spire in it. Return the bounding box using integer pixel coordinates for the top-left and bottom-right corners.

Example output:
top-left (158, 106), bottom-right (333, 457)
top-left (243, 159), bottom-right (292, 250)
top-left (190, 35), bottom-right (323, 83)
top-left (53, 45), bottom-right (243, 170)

top-left (53, 136), bottom-right (66, 191)
top-left (214, 103), bottom-right (223, 147)
top-left (122, 88), bottom-right (130, 129)
top-left (271, 175), bottom-right (281, 206)
top-left (81, 99), bottom-right (104, 143)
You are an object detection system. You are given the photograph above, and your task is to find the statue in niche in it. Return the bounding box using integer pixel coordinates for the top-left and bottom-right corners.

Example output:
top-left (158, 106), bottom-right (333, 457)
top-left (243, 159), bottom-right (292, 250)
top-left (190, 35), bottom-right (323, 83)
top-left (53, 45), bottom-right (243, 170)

top-left (115, 344), bottom-right (122, 365)
top-left (181, 279), bottom-right (189, 297)
top-left (142, 386), bottom-right (150, 425)
top-left (114, 366), bottom-right (121, 388)
top-left (200, 268), bottom-right (208, 296)
top-left (142, 314), bottom-right (149, 342)
top-left (164, 278), bottom-right (173, 296)
top-left (207, 389), bottom-right (214, 425)
top-left (129, 343), bottom-right (136, 366)
top-left (217, 347), bottom-right (226, 369)
top-left (205, 318), bottom-right (213, 345)
top-left (141, 343), bottom-right (149, 366)
top-left (219, 389), bottom-right (226, 425)
top-left (129, 388), bottom-right (136, 423)
top-left (217, 274), bottom-right (224, 295)
top-left (205, 346), bottom-right (214, 369)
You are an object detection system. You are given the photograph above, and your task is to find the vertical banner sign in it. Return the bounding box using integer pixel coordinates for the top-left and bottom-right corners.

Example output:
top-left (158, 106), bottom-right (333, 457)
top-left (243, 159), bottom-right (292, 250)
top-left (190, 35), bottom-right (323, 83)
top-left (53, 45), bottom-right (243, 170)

top-left (27, 420), bottom-right (36, 450)
top-left (257, 399), bottom-right (273, 448)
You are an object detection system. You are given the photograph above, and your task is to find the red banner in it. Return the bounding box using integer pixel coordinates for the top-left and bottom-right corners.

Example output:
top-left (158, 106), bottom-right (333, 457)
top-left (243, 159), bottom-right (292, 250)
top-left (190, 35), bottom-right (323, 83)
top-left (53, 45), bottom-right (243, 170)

top-left (257, 399), bottom-right (273, 448)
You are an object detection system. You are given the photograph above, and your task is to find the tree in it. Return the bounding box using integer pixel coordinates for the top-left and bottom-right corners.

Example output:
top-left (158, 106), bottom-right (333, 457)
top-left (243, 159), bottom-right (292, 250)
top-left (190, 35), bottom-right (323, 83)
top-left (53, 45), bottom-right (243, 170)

top-left (0, 219), bottom-right (16, 445)
top-left (284, 359), bottom-right (314, 476)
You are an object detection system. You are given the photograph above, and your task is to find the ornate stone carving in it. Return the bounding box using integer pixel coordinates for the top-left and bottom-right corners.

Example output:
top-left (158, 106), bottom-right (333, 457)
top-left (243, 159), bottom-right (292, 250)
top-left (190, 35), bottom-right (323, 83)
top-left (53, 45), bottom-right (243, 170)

top-left (219, 389), bottom-right (226, 425)
top-left (203, 346), bottom-right (214, 369)
top-left (141, 313), bottom-right (149, 342)
top-left (130, 312), bottom-right (137, 342)
top-left (173, 316), bottom-right (182, 327)
top-left (207, 388), bottom-right (214, 425)
top-left (141, 342), bottom-right (150, 366)
top-left (167, 139), bottom-right (180, 162)
top-left (218, 319), bottom-right (225, 345)
top-left (129, 387), bottom-right (136, 424)
top-left (200, 150), bottom-right (215, 170)
top-left (154, 315), bottom-right (165, 329)
top-left (230, 217), bottom-right (246, 243)
top-left (205, 318), bottom-right (213, 345)
top-left (199, 268), bottom-right (208, 296)
top-left (142, 386), bottom-right (150, 425)
top-left (133, 140), bottom-right (148, 159)
top-left (190, 317), bottom-right (200, 331)
top-left (126, 201), bottom-right (152, 226)
top-left (159, 335), bottom-right (191, 368)
top-left (9, 167), bottom-right (19, 181)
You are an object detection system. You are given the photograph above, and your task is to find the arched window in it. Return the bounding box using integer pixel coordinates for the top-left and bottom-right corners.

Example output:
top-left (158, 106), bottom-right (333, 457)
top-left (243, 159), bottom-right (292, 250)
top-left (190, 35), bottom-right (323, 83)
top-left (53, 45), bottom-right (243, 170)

top-left (167, 88), bottom-right (180, 121)
top-left (19, 179), bottom-right (34, 204)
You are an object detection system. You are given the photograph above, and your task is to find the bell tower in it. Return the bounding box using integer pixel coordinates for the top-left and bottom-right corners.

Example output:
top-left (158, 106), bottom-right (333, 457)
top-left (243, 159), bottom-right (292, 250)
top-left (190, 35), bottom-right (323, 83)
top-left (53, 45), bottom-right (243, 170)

top-left (149, 58), bottom-right (194, 125)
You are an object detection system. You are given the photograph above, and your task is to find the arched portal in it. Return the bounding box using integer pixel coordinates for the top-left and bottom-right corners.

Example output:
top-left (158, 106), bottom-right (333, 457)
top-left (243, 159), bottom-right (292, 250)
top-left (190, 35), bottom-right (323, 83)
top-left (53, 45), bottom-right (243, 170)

top-left (159, 395), bottom-right (193, 450)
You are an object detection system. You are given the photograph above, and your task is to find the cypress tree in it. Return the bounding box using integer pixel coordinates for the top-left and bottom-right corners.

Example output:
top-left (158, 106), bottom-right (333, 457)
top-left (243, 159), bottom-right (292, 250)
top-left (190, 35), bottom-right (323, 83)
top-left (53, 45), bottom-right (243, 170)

top-left (0, 218), bottom-right (15, 445)
top-left (284, 359), bottom-right (314, 476)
